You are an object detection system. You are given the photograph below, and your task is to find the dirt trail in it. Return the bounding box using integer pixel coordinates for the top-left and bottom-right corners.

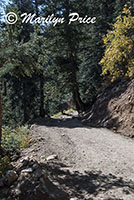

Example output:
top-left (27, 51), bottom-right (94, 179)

top-left (25, 114), bottom-right (134, 200)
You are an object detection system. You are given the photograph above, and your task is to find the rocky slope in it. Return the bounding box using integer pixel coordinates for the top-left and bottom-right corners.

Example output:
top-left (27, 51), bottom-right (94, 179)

top-left (82, 79), bottom-right (134, 137)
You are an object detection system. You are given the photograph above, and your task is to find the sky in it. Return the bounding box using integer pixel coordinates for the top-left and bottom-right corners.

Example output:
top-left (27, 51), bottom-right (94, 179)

top-left (4, 0), bottom-right (9, 4)
top-left (0, 0), bottom-right (10, 20)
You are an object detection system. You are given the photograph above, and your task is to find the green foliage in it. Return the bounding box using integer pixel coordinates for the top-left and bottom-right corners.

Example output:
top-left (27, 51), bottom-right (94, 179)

top-left (51, 108), bottom-right (73, 118)
top-left (1, 0), bottom-right (131, 124)
top-left (0, 32), bottom-right (43, 78)
top-left (0, 2), bottom-right (49, 124)
top-left (0, 4), bottom-right (44, 78)
top-left (100, 5), bottom-right (134, 82)
top-left (77, 0), bottom-right (117, 103)
top-left (0, 126), bottom-right (30, 178)
top-left (0, 155), bottom-right (11, 178)
top-left (2, 74), bottom-right (42, 125)
top-left (1, 126), bottom-right (30, 153)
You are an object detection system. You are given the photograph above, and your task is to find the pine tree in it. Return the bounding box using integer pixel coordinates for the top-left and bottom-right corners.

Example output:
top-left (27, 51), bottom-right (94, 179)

top-left (40, 0), bottom-right (93, 112)
top-left (0, 2), bottom-right (45, 144)
top-left (78, 0), bottom-right (116, 101)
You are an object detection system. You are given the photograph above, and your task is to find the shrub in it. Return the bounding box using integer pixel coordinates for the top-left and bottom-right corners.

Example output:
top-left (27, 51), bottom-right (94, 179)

top-left (0, 126), bottom-right (30, 177)
top-left (1, 125), bottom-right (30, 153)
top-left (0, 155), bottom-right (11, 178)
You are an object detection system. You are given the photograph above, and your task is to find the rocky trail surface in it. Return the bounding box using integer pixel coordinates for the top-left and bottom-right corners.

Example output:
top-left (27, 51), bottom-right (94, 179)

top-left (2, 113), bottom-right (134, 200)
top-left (18, 113), bottom-right (134, 200)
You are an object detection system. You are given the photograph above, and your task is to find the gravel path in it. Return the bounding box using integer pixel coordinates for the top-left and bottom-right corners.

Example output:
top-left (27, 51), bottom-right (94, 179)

top-left (29, 115), bottom-right (134, 200)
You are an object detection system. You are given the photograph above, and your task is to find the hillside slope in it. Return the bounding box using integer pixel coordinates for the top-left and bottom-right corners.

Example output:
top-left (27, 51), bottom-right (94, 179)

top-left (82, 79), bottom-right (134, 137)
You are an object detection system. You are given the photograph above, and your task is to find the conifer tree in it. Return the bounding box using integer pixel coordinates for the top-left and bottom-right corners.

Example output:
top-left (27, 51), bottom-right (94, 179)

top-left (40, 0), bottom-right (92, 112)
top-left (0, 2), bottom-right (44, 144)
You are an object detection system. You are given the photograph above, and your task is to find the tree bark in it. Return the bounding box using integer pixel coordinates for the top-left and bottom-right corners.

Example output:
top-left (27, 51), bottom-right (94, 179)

top-left (64, 0), bottom-right (85, 113)
top-left (70, 55), bottom-right (85, 113)
top-left (39, 74), bottom-right (45, 117)
top-left (35, 0), bottom-right (39, 16)
top-left (0, 90), bottom-right (2, 146)
top-left (23, 81), bottom-right (29, 123)
top-left (73, 86), bottom-right (85, 113)
top-left (4, 81), bottom-right (7, 96)
top-left (35, 0), bottom-right (45, 117)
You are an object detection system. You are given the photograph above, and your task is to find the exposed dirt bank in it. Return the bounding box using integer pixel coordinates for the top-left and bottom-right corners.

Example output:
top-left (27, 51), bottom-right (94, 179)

top-left (82, 79), bottom-right (134, 137)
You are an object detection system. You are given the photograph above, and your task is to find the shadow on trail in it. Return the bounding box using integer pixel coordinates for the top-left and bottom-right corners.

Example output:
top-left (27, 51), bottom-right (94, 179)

top-left (46, 162), bottom-right (134, 200)
top-left (31, 117), bottom-right (86, 129)
top-left (1, 160), bottom-right (133, 200)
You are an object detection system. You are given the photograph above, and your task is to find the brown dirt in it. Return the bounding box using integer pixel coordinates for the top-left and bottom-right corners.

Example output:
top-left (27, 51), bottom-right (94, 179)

top-left (82, 79), bottom-right (134, 137)
top-left (8, 114), bottom-right (134, 200)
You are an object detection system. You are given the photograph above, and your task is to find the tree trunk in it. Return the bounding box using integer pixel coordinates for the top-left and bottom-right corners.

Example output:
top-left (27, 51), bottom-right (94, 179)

top-left (64, 0), bottom-right (85, 113)
top-left (70, 56), bottom-right (85, 113)
top-left (4, 81), bottom-right (7, 96)
top-left (0, 90), bottom-right (2, 146)
top-left (23, 81), bottom-right (29, 123)
top-left (35, 0), bottom-right (39, 17)
top-left (39, 74), bottom-right (45, 117)
top-left (73, 86), bottom-right (85, 113)
top-left (35, 0), bottom-right (45, 117)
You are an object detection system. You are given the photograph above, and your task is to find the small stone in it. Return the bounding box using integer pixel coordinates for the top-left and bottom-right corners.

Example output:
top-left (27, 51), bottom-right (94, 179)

top-left (43, 173), bottom-right (48, 180)
top-left (123, 189), bottom-right (130, 195)
top-left (34, 168), bottom-right (43, 179)
top-left (103, 118), bottom-right (115, 128)
top-left (0, 177), bottom-right (5, 187)
top-left (40, 155), bottom-right (46, 162)
top-left (32, 163), bottom-right (39, 170)
top-left (14, 188), bottom-right (21, 196)
top-left (103, 120), bottom-right (109, 127)
top-left (30, 124), bottom-right (36, 130)
top-left (21, 168), bottom-right (33, 173)
top-left (19, 157), bottom-right (29, 166)
top-left (4, 170), bottom-right (18, 186)
top-left (38, 137), bottom-right (44, 142)
top-left (131, 116), bottom-right (134, 123)
top-left (113, 127), bottom-right (117, 132)
top-left (46, 155), bottom-right (58, 161)
top-left (20, 156), bottom-right (29, 162)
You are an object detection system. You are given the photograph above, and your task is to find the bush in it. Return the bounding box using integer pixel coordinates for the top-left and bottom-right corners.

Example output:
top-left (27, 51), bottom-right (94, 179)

top-left (0, 155), bottom-right (11, 178)
top-left (1, 125), bottom-right (30, 153)
top-left (0, 126), bottom-right (30, 177)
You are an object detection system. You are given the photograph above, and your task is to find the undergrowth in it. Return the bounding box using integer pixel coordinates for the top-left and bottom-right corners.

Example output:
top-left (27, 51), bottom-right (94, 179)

top-left (1, 126), bottom-right (30, 152)
top-left (51, 108), bottom-right (74, 118)
top-left (0, 126), bottom-right (30, 178)
top-left (0, 156), bottom-right (11, 178)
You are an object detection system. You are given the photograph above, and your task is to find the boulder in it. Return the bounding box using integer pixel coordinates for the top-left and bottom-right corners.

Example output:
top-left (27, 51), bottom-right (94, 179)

top-left (4, 170), bottom-right (18, 186)
top-left (21, 168), bottom-right (33, 173)
top-left (46, 155), bottom-right (58, 161)
top-left (0, 177), bottom-right (5, 187)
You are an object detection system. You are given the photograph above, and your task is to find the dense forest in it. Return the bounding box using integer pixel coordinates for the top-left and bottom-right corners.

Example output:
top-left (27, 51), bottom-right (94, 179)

top-left (0, 1), bottom-right (134, 199)
top-left (0, 0), bottom-right (134, 134)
